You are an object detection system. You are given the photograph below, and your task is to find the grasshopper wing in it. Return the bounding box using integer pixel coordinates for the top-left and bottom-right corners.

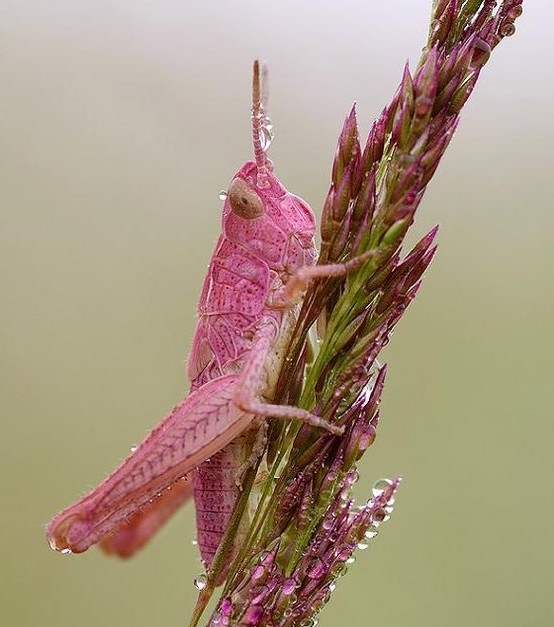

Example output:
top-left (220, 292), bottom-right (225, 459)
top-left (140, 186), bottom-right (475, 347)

top-left (47, 374), bottom-right (251, 554)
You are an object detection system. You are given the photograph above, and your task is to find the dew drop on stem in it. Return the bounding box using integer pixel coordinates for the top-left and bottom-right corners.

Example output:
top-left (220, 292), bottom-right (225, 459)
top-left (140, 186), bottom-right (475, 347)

top-left (193, 573), bottom-right (207, 590)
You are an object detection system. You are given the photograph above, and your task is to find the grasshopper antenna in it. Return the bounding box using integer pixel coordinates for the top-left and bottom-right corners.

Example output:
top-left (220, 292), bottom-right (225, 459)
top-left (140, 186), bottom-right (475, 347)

top-left (252, 60), bottom-right (273, 184)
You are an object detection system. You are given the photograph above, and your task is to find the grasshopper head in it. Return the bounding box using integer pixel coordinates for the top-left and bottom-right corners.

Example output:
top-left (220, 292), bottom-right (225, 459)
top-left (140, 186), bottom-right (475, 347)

top-left (220, 61), bottom-right (317, 271)
top-left (223, 161), bottom-right (316, 271)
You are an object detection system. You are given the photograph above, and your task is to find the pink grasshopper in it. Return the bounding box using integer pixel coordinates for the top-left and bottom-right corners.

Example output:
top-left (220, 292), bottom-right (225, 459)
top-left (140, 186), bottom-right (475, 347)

top-left (47, 60), bottom-right (359, 579)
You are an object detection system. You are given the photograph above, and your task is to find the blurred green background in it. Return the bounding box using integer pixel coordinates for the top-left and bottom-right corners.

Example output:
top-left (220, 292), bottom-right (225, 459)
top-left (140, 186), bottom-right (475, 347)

top-left (1, 2), bottom-right (551, 626)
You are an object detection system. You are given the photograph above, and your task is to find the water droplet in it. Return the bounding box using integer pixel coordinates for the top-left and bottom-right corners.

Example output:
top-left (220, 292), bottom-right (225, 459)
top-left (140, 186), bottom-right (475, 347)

top-left (194, 573), bottom-right (208, 590)
top-left (357, 541), bottom-right (369, 550)
top-left (191, 539), bottom-right (198, 546)
top-left (334, 562), bottom-right (348, 577)
top-left (260, 128), bottom-right (272, 151)
top-left (357, 432), bottom-right (373, 451)
top-left (373, 507), bottom-right (390, 523)
top-left (282, 578), bottom-right (298, 595)
top-left (218, 190), bottom-right (228, 201)
top-left (322, 517), bottom-right (334, 531)
top-left (372, 478), bottom-right (392, 497)
top-left (364, 528), bottom-right (378, 539)
top-left (130, 444), bottom-right (138, 453)
top-left (326, 470), bottom-right (338, 482)
top-left (499, 22), bottom-right (516, 37)
top-left (346, 556), bottom-right (356, 565)
top-left (508, 5), bottom-right (523, 19)
top-left (307, 558), bottom-right (326, 580)
top-left (259, 116), bottom-right (274, 152)
top-left (60, 547), bottom-right (72, 555)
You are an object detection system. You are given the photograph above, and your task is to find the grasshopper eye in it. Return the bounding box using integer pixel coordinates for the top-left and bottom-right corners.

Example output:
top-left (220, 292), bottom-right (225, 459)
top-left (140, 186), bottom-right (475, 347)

top-left (228, 177), bottom-right (265, 219)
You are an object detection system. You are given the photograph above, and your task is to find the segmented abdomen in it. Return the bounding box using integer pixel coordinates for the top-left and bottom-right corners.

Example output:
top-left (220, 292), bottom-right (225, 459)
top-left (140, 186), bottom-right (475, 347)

top-left (192, 433), bottom-right (259, 581)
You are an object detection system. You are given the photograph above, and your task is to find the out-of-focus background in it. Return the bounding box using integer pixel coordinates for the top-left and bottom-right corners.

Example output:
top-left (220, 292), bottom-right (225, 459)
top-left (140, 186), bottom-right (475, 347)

top-left (1, 2), bottom-right (551, 626)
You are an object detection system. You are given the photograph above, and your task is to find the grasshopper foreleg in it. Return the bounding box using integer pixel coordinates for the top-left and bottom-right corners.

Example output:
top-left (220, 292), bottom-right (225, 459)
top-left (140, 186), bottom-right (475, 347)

top-left (233, 326), bottom-right (344, 436)
top-left (283, 249), bottom-right (376, 303)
